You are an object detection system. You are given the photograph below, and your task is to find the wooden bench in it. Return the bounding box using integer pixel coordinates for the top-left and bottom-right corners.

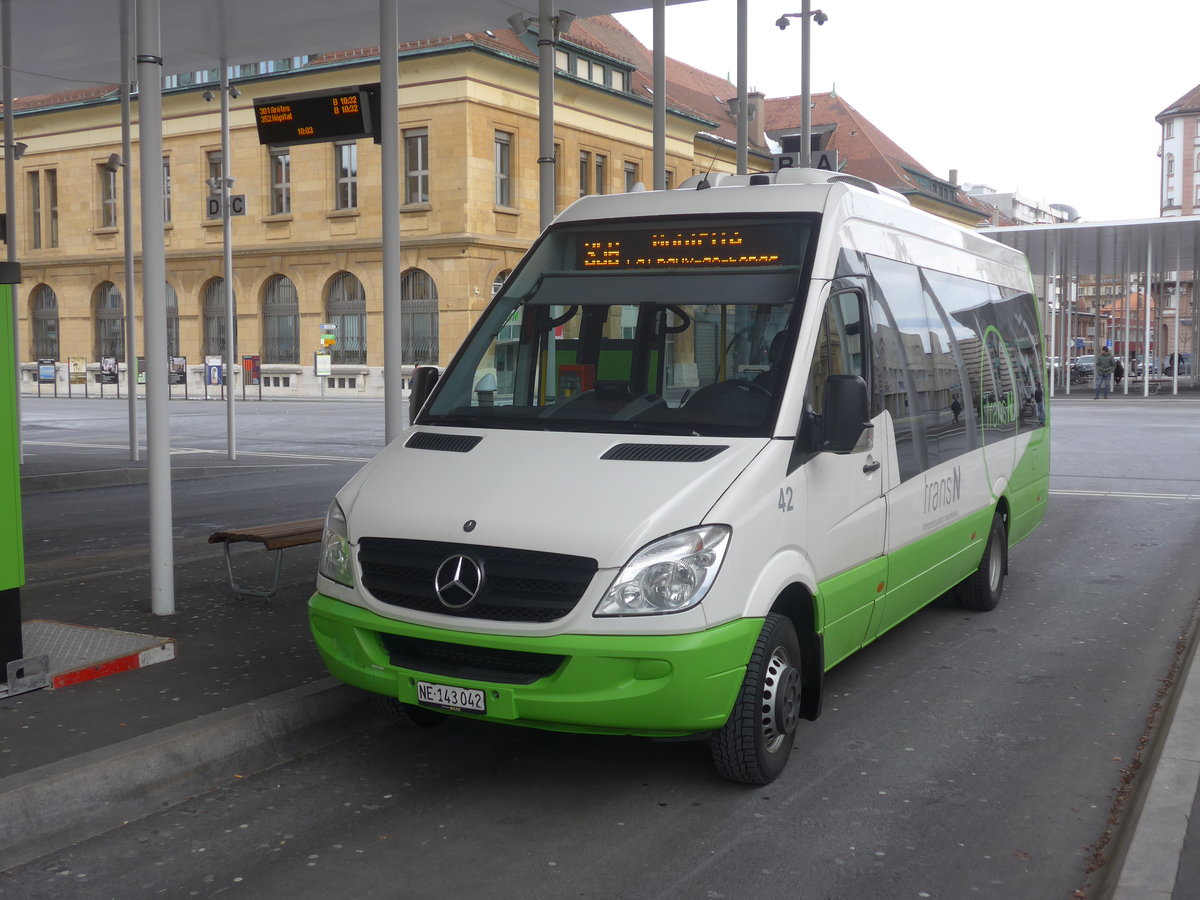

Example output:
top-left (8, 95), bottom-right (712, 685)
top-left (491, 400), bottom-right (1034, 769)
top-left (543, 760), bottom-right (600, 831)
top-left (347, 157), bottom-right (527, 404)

top-left (208, 517), bottom-right (325, 599)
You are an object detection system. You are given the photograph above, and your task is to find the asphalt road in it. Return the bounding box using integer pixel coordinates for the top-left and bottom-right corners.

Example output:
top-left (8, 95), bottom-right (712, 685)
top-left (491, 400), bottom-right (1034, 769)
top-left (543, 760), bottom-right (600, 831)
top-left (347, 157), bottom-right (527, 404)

top-left (5, 394), bottom-right (1200, 899)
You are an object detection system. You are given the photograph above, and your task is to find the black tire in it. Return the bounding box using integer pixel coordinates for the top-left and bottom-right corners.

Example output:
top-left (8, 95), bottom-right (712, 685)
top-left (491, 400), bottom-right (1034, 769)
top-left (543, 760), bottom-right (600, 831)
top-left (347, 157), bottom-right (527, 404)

top-left (710, 614), bottom-right (803, 785)
top-left (958, 512), bottom-right (1007, 611)
top-left (372, 694), bottom-right (448, 728)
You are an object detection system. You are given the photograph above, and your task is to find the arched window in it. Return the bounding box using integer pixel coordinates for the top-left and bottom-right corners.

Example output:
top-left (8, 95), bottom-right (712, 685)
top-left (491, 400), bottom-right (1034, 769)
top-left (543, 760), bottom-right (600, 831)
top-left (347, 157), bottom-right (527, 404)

top-left (165, 282), bottom-right (180, 357)
top-left (1166, 153), bottom-right (1175, 178)
top-left (492, 268), bottom-right (512, 298)
top-left (326, 272), bottom-right (366, 364)
top-left (93, 282), bottom-right (124, 361)
top-left (262, 274), bottom-right (300, 363)
top-left (31, 284), bottom-right (59, 360)
top-left (400, 268), bottom-right (439, 365)
top-left (202, 277), bottom-right (238, 357)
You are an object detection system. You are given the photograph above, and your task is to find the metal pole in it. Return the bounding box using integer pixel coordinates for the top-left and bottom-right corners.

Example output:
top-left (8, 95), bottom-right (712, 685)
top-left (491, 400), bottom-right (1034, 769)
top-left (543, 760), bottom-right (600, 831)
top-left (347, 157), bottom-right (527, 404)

top-left (735, 0), bottom-right (747, 174)
top-left (537, 0), bottom-right (555, 229)
top-left (220, 64), bottom-right (235, 459)
top-left (380, 0), bottom-right (403, 443)
top-left (652, 0), bottom-right (666, 190)
top-left (121, 1), bottom-right (138, 460)
top-left (2, 0), bottom-right (21, 464)
top-left (800, 0), bottom-right (812, 168)
top-left (136, 0), bottom-right (175, 615)
top-left (1143, 235), bottom-right (1152, 396)
top-left (1122, 248), bottom-right (1130, 394)
top-left (1173, 243), bottom-right (1181, 393)
top-left (1047, 235), bottom-right (1056, 398)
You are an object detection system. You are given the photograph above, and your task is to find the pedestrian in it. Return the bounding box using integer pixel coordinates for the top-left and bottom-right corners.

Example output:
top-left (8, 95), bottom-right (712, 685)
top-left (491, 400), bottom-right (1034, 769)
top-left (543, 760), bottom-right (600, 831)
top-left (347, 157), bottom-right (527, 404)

top-left (1114, 356), bottom-right (1124, 386)
top-left (1034, 381), bottom-right (1045, 424)
top-left (950, 394), bottom-right (963, 424)
top-left (1094, 346), bottom-right (1116, 399)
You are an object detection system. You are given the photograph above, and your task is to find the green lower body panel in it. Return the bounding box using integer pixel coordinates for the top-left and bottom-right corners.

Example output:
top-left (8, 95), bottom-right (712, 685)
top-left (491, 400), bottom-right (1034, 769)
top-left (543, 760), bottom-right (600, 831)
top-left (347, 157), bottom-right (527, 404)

top-left (309, 593), bottom-right (763, 737)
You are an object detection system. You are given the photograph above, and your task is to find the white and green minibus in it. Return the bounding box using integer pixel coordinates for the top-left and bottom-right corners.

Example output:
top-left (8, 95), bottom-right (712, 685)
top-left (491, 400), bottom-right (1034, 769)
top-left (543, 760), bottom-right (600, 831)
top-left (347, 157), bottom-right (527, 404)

top-left (309, 168), bottom-right (1049, 784)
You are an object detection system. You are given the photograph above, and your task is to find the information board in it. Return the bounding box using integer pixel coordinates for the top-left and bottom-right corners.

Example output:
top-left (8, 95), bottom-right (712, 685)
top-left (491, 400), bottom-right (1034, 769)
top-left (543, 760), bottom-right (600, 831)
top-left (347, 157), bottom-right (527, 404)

top-left (254, 88), bottom-right (372, 146)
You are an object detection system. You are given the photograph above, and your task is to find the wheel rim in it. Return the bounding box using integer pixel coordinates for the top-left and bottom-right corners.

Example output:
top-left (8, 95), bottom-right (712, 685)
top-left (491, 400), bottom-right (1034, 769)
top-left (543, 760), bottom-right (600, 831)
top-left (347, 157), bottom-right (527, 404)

top-left (760, 649), bottom-right (802, 752)
top-left (987, 533), bottom-right (1003, 595)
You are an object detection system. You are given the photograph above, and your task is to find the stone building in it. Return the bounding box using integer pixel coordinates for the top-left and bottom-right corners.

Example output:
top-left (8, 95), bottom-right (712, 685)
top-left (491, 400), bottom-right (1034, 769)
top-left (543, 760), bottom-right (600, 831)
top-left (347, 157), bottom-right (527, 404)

top-left (4, 15), bottom-right (773, 396)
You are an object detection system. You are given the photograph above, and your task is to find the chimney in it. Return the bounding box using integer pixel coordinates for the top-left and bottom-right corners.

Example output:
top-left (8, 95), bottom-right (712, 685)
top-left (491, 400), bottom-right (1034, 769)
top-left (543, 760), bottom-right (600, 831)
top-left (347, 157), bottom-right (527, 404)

top-left (949, 168), bottom-right (959, 186)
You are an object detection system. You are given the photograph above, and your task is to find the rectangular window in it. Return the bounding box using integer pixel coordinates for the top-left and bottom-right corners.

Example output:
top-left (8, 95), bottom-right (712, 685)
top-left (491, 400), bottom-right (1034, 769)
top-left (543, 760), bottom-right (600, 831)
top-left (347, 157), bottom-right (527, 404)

top-left (590, 63), bottom-right (606, 86)
top-left (579, 150), bottom-right (591, 196)
top-left (162, 155), bottom-right (172, 224)
top-left (404, 127), bottom-right (429, 204)
top-left (334, 142), bottom-right (358, 209)
top-left (1165, 120), bottom-right (1174, 139)
top-left (611, 70), bottom-right (626, 92)
top-left (206, 150), bottom-right (223, 219)
top-left (28, 172), bottom-right (41, 249)
top-left (555, 49), bottom-right (569, 71)
top-left (270, 147), bottom-right (291, 214)
top-left (45, 169), bottom-right (58, 248)
top-left (595, 154), bottom-right (607, 195)
top-left (624, 161), bottom-right (639, 192)
top-left (99, 163), bottom-right (118, 228)
top-left (494, 130), bottom-right (512, 207)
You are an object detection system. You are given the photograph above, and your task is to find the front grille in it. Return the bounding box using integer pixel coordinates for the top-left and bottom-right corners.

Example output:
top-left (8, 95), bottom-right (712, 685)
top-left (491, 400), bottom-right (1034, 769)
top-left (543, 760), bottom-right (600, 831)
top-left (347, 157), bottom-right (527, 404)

top-left (379, 633), bottom-right (565, 684)
top-left (358, 538), bottom-right (598, 623)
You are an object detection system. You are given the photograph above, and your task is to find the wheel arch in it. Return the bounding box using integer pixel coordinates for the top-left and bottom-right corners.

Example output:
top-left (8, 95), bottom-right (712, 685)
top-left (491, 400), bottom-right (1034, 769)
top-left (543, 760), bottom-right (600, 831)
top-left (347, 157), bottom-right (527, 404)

top-left (770, 583), bottom-right (824, 721)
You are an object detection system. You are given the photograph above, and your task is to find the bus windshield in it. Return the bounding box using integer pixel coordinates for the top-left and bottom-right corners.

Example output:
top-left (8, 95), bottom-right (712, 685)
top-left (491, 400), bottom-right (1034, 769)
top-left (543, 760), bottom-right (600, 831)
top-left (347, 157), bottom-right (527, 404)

top-left (422, 215), bottom-right (816, 437)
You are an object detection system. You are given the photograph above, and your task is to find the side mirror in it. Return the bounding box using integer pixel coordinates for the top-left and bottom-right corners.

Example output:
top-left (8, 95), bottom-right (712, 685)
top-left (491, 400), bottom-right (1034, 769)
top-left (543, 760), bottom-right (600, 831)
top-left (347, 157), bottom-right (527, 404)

top-left (408, 366), bottom-right (440, 425)
top-left (820, 374), bottom-right (871, 453)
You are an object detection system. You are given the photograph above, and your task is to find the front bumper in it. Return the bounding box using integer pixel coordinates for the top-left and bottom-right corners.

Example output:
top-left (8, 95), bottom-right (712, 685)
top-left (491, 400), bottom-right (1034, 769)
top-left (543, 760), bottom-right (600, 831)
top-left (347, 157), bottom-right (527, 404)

top-left (308, 592), bottom-right (762, 737)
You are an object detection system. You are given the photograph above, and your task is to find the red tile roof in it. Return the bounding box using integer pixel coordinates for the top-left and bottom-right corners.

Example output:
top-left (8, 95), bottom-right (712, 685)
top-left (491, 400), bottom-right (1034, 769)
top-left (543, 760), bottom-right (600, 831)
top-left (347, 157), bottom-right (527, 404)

top-left (1158, 83), bottom-right (1200, 119)
top-left (765, 91), bottom-right (993, 222)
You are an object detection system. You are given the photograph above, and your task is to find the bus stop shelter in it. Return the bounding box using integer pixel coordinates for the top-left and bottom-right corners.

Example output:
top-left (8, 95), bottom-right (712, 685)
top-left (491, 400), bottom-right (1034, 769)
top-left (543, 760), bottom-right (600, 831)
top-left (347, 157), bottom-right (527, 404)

top-left (3, 0), bottom-right (711, 629)
top-left (983, 217), bottom-right (1200, 397)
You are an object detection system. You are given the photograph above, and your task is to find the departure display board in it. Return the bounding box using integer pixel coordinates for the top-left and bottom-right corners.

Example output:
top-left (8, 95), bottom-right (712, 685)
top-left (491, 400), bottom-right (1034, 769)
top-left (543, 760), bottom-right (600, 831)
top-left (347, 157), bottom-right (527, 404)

top-left (254, 88), bottom-right (372, 146)
top-left (577, 223), bottom-right (793, 269)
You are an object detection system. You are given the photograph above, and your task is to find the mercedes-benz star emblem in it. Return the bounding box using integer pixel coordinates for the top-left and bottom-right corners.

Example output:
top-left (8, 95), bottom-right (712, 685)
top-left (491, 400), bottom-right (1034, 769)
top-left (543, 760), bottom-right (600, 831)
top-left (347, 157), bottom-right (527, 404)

top-left (434, 555), bottom-right (485, 610)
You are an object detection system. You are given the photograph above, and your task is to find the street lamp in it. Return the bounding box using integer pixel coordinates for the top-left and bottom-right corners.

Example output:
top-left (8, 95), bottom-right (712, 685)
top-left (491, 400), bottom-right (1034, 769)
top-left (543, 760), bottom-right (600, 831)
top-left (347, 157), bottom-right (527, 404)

top-left (776, 4), bottom-right (827, 168)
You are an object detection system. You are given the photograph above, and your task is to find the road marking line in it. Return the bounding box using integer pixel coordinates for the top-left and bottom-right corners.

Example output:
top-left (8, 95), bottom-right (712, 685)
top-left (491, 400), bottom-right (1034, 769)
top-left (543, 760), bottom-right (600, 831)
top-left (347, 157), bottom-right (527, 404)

top-left (1050, 488), bottom-right (1200, 501)
top-left (24, 440), bottom-right (373, 463)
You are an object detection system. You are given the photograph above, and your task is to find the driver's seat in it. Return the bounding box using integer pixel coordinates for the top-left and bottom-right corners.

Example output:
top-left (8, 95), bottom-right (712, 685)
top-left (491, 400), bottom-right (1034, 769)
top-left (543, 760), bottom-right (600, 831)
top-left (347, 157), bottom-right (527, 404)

top-left (753, 330), bottom-right (789, 392)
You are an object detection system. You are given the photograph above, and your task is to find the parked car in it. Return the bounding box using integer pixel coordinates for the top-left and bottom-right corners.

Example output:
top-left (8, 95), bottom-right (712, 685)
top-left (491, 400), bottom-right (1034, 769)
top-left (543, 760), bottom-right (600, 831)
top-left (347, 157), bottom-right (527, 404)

top-left (1070, 354), bottom-right (1094, 383)
top-left (1164, 353), bottom-right (1192, 376)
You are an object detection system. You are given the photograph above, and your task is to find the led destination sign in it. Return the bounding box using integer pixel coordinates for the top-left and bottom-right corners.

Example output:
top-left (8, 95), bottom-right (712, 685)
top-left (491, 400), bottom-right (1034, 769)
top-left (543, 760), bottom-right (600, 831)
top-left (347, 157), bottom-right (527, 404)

top-left (254, 88), bottom-right (372, 146)
top-left (577, 224), bottom-right (792, 269)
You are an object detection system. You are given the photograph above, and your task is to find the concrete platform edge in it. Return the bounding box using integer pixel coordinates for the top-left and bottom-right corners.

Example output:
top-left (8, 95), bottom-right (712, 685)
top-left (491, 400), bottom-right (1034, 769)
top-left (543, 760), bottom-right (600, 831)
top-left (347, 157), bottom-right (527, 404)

top-left (0, 678), bottom-right (375, 871)
top-left (1101, 600), bottom-right (1200, 900)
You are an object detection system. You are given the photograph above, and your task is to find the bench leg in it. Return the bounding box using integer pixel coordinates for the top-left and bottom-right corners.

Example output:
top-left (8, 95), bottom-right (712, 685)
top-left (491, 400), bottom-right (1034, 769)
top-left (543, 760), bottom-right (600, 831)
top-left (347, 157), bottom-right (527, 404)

top-left (222, 540), bottom-right (285, 600)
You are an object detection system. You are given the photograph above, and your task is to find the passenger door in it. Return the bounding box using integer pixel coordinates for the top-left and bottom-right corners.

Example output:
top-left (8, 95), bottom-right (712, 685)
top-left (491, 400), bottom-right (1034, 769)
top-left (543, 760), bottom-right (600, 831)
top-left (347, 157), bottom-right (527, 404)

top-left (799, 286), bottom-right (887, 667)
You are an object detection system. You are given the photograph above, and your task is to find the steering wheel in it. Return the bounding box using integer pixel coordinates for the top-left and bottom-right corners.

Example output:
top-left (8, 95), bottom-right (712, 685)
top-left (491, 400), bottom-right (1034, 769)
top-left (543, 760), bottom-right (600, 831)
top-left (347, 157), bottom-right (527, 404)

top-left (686, 378), bottom-right (772, 406)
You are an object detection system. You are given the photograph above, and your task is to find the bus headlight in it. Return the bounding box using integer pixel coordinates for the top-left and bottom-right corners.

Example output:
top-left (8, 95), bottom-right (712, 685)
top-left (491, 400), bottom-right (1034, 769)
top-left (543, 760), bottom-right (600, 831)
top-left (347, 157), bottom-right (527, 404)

top-left (318, 500), bottom-right (354, 587)
top-left (596, 526), bottom-right (730, 616)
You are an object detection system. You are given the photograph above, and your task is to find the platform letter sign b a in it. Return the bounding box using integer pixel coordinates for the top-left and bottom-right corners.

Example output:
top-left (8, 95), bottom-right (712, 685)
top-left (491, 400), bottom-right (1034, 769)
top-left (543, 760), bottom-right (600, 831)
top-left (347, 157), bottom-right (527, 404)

top-left (813, 150), bottom-right (838, 171)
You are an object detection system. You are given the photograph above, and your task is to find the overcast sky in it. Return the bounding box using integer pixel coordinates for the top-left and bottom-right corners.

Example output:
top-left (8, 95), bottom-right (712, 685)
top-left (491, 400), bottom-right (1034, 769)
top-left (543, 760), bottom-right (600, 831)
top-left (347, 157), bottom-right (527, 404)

top-left (614, 0), bottom-right (1200, 222)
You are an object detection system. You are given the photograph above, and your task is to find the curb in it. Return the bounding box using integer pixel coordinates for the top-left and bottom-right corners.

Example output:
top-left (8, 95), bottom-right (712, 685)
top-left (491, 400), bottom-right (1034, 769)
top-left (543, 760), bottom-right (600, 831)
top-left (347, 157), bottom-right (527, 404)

top-left (0, 678), bottom-right (376, 871)
top-left (1100, 602), bottom-right (1200, 899)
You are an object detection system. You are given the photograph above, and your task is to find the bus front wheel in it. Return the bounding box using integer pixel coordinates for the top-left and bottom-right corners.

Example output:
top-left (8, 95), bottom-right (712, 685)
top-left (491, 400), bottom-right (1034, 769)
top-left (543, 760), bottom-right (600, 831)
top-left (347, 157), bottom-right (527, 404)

top-left (958, 513), bottom-right (1007, 612)
top-left (710, 613), bottom-right (803, 784)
